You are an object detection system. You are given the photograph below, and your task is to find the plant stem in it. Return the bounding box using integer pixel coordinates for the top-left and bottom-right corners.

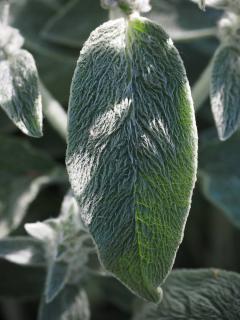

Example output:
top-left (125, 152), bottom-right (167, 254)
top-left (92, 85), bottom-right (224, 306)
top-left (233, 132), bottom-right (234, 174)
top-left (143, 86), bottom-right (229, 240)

top-left (0, 0), bottom-right (10, 25)
top-left (39, 81), bottom-right (68, 141)
top-left (192, 60), bottom-right (212, 112)
top-left (173, 27), bottom-right (217, 42)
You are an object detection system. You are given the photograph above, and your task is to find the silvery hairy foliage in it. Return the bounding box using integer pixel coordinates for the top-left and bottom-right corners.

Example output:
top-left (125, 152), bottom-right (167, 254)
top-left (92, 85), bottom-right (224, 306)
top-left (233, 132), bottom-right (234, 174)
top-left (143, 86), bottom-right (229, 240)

top-left (0, 1), bottom-right (240, 320)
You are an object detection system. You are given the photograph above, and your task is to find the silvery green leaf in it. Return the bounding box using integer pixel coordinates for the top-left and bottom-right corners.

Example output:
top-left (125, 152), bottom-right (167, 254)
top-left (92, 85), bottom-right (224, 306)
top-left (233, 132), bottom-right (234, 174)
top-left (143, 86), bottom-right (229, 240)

top-left (0, 237), bottom-right (46, 267)
top-left (66, 17), bottom-right (198, 302)
top-left (199, 130), bottom-right (240, 227)
top-left (0, 49), bottom-right (43, 137)
top-left (41, 0), bottom-right (108, 48)
top-left (59, 190), bottom-right (80, 220)
top-left (27, 193), bottom-right (95, 301)
top-left (38, 286), bottom-right (90, 320)
top-left (0, 135), bottom-right (65, 238)
top-left (45, 261), bottom-right (68, 303)
top-left (133, 269), bottom-right (240, 320)
top-left (210, 45), bottom-right (240, 140)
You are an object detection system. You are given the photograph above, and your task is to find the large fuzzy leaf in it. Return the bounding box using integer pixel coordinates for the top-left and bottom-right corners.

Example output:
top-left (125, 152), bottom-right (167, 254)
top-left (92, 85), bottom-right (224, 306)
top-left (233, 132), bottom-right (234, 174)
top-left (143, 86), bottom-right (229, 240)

top-left (0, 49), bottom-right (43, 137)
top-left (133, 269), bottom-right (240, 320)
top-left (66, 17), bottom-right (198, 302)
top-left (211, 45), bottom-right (240, 140)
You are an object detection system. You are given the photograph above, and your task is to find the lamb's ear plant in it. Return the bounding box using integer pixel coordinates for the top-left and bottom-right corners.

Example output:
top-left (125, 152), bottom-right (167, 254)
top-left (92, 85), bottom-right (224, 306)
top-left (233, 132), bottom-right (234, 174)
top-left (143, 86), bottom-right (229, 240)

top-left (66, 0), bottom-right (198, 302)
top-left (0, 0), bottom-right (240, 319)
top-left (0, 1), bottom-right (43, 137)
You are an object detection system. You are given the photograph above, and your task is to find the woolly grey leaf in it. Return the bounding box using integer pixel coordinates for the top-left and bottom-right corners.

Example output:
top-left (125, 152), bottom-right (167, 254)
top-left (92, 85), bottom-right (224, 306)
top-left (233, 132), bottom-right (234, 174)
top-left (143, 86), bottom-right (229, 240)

top-left (133, 269), bottom-right (240, 320)
top-left (66, 17), bottom-right (198, 302)
top-left (0, 49), bottom-right (43, 137)
top-left (45, 261), bottom-right (69, 303)
top-left (26, 192), bottom-right (96, 303)
top-left (211, 45), bottom-right (240, 140)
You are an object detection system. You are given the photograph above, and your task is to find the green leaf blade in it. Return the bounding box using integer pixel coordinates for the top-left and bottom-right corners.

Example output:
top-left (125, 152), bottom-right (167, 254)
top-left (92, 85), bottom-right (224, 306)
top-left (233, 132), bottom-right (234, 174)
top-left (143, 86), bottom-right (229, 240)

top-left (211, 45), bottom-right (240, 141)
top-left (66, 17), bottom-right (198, 302)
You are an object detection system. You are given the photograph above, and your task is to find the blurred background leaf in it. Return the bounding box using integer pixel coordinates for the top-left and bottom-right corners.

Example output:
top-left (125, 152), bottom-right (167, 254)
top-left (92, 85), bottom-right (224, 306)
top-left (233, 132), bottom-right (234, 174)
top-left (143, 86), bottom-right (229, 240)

top-left (0, 135), bottom-right (66, 238)
top-left (199, 130), bottom-right (240, 228)
top-left (133, 269), bottom-right (240, 320)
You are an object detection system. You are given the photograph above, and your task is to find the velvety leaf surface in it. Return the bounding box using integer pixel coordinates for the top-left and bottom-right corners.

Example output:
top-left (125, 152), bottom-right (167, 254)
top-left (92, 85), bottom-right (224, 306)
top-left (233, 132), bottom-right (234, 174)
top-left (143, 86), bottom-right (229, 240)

top-left (0, 237), bottom-right (46, 267)
top-left (0, 135), bottom-right (64, 237)
top-left (211, 45), bottom-right (240, 140)
top-left (38, 286), bottom-right (90, 320)
top-left (26, 191), bottom-right (95, 303)
top-left (0, 49), bottom-right (43, 137)
top-left (45, 261), bottom-right (69, 303)
top-left (199, 130), bottom-right (240, 227)
top-left (66, 17), bottom-right (198, 302)
top-left (133, 269), bottom-right (240, 320)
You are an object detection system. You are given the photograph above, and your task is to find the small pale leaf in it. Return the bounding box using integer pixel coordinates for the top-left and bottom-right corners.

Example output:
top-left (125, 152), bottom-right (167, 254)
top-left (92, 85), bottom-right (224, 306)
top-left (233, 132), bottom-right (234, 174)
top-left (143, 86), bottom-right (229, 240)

top-left (211, 45), bottom-right (240, 140)
top-left (133, 269), bottom-right (240, 320)
top-left (66, 17), bottom-right (198, 302)
top-left (25, 222), bottom-right (57, 242)
top-left (45, 261), bottom-right (68, 303)
top-left (0, 49), bottom-right (43, 137)
top-left (0, 237), bottom-right (46, 267)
